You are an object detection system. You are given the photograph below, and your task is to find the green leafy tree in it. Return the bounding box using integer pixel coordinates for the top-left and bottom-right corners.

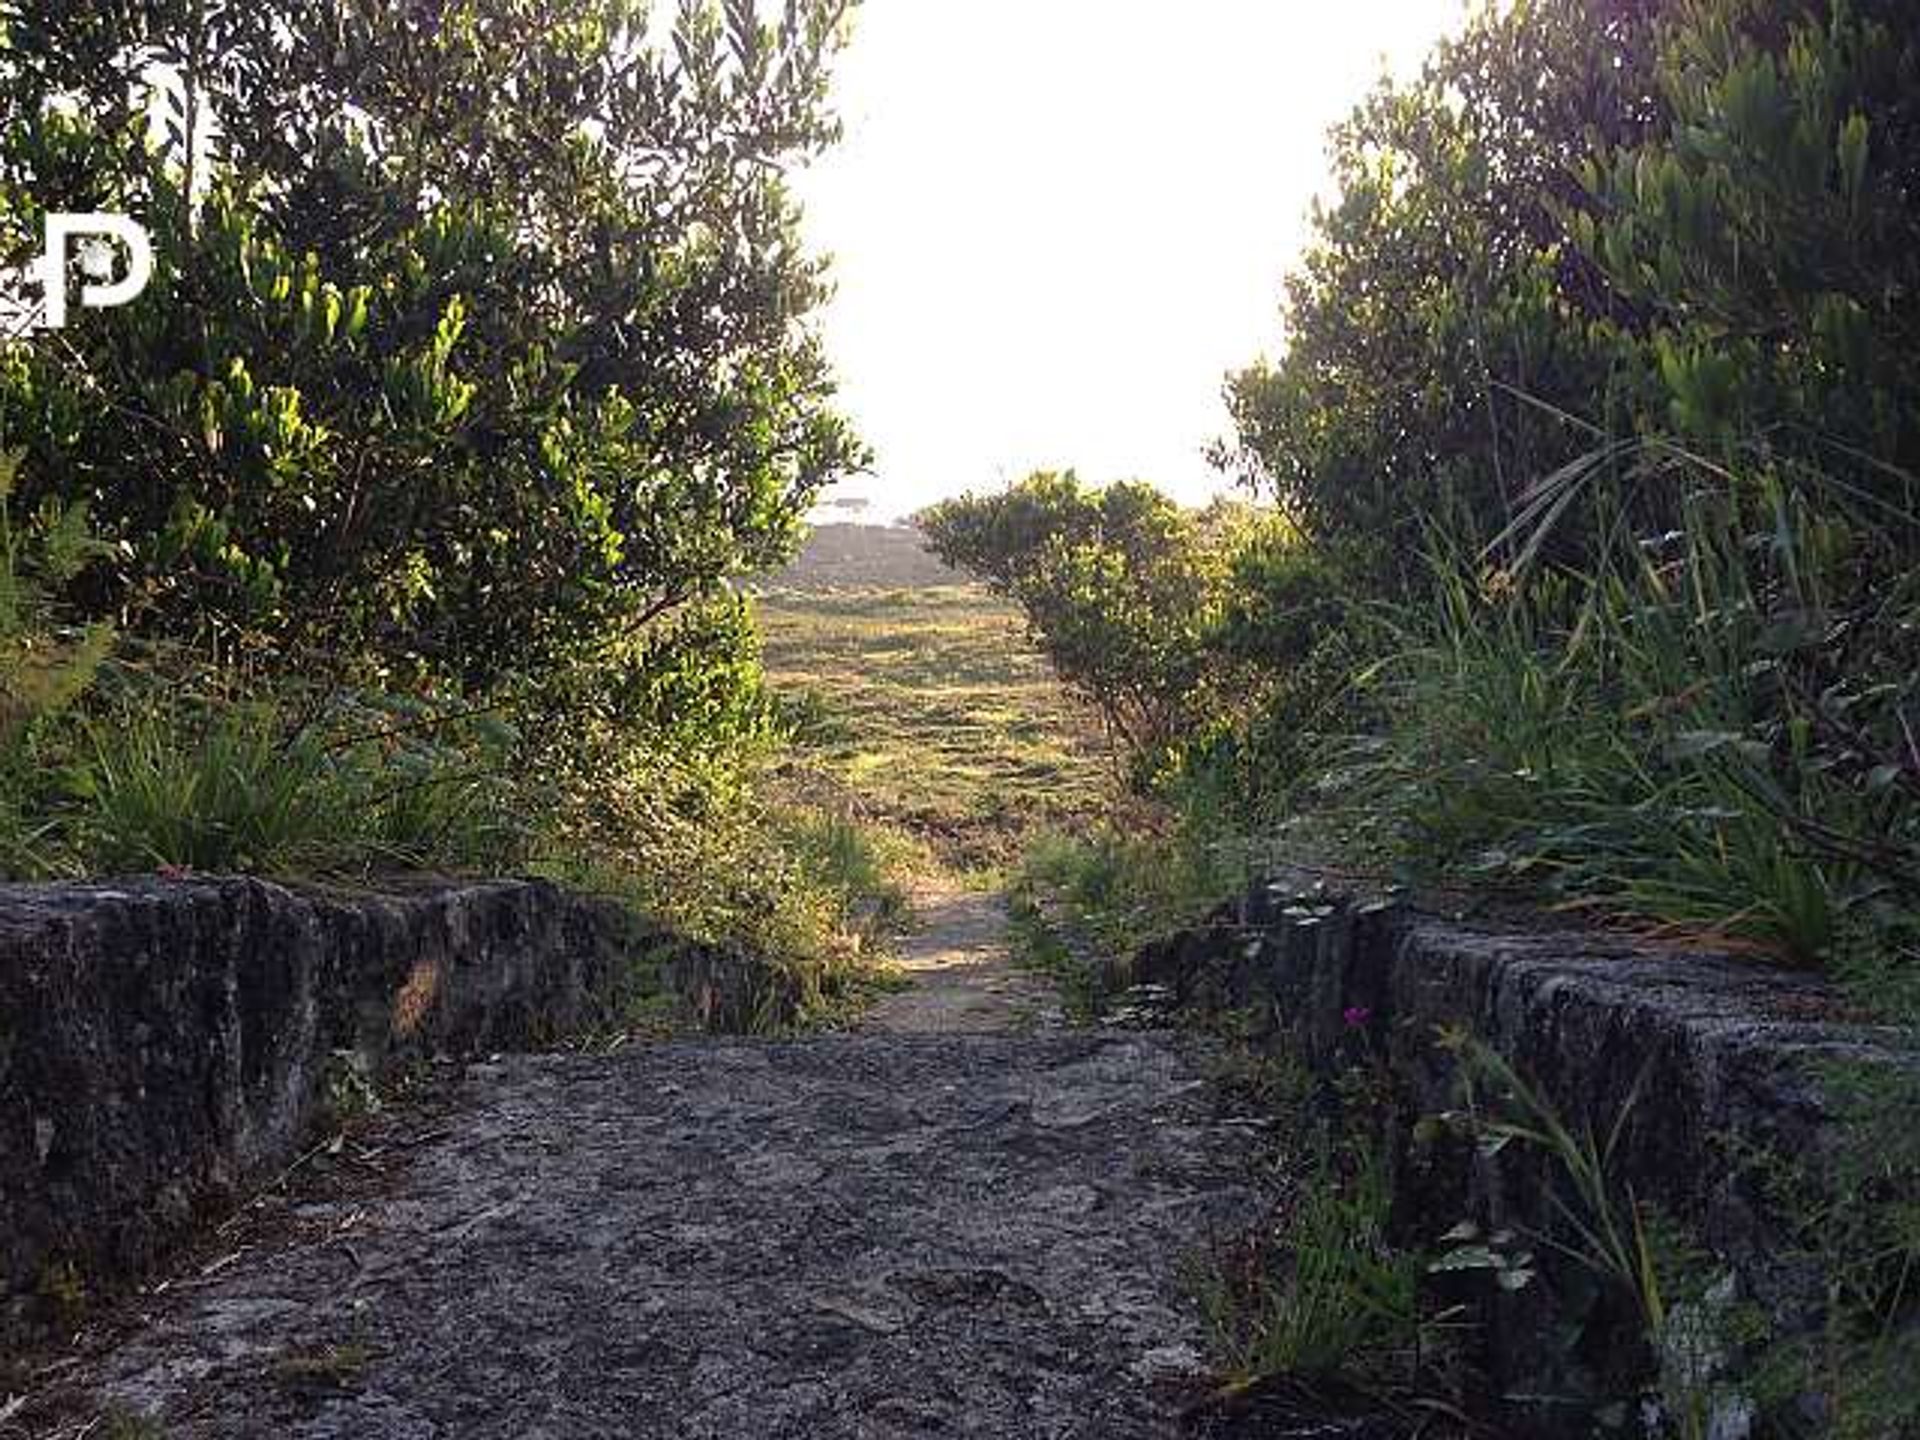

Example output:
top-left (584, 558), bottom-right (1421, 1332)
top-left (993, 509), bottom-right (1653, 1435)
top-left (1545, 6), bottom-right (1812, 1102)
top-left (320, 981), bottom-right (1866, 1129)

top-left (1216, 0), bottom-right (1666, 584)
top-left (919, 473), bottom-right (1251, 771)
top-left (0, 0), bottom-right (863, 692)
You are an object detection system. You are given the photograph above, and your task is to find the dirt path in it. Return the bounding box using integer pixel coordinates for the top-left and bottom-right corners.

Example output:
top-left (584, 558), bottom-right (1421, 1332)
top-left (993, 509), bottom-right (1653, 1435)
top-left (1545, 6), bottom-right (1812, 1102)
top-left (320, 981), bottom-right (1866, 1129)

top-left (31, 897), bottom-right (1271, 1439)
top-left (860, 882), bottom-right (1061, 1033)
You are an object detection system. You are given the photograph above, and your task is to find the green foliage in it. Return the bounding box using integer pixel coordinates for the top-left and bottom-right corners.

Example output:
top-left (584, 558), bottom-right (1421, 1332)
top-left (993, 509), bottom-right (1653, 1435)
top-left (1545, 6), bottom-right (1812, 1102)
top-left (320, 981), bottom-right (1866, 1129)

top-left (1203, 0), bottom-right (1920, 976)
top-left (1014, 781), bottom-right (1251, 961)
top-left (1197, 1135), bottom-right (1428, 1384)
top-left (1438, 1032), bottom-right (1737, 1438)
top-left (0, 449), bottom-right (112, 876)
top-left (72, 689), bottom-right (523, 876)
top-left (1002, 894), bottom-right (1102, 1024)
top-left (1313, 427), bottom-right (1918, 966)
top-left (1736, 1058), bottom-right (1920, 1438)
top-left (1434, 1031), bottom-right (1920, 1436)
top-left (0, 0), bottom-right (863, 691)
top-left (537, 795), bottom-right (909, 1033)
top-left (0, 6), bottom-right (887, 1016)
top-left (1576, 0), bottom-right (1920, 493)
top-left (784, 810), bottom-right (911, 937)
top-left (1199, 532), bottom-right (1366, 820)
top-left (919, 473), bottom-right (1334, 801)
top-left (95, 1408), bottom-right (167, 1440)
top-left (1188, 1034), bottom-right (1464, 1414)
top-left (1005, 777), bottom-right (1261, 1025)
top-left (918, 473), bottom-right (1252, 771)
top-left (77, 702), bottom-right (346, 875)
top-left (1443, 1035), bottom-right (1672, 1340)
top-left (0, 453), bottom-right (530, 883)
top-left (1217, 0), bottom-right (1666, 585)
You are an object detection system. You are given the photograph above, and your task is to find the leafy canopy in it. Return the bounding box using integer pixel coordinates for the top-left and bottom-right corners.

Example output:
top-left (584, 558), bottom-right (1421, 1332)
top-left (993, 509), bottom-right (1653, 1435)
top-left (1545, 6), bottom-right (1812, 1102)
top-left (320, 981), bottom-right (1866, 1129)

top-left (0, 0), bottom-right (864, 690)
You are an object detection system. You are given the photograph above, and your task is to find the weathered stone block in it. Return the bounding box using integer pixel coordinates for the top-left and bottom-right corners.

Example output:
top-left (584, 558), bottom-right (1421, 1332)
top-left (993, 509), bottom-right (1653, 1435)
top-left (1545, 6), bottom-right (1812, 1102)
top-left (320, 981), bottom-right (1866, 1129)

top-left (1135, 871), bottom-right (1918, 1430)
top-left (0, 875), bottom-right (776, 1341)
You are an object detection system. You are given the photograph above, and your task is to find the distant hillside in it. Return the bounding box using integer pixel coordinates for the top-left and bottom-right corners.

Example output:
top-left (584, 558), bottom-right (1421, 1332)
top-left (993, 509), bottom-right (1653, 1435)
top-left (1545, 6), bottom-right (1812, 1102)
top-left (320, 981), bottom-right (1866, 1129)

top-left (767, 523), bottom-right (964, 590)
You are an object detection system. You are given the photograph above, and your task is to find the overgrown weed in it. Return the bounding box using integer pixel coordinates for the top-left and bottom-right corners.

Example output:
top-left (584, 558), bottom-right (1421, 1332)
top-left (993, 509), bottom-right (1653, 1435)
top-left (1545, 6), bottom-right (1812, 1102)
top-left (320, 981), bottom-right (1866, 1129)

top-left (1012, 767), bottom-right (1252, 960)
top-left (1186, 1029), bottom-right (1472, 1422)
top-left (1321, 458), bottom-right (1919, 975)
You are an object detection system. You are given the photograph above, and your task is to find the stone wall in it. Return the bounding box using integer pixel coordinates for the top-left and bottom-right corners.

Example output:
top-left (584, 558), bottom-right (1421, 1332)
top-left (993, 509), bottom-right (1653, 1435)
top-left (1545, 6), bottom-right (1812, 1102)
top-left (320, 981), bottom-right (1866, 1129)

top-left (1125, 873), bottom-right (1917, 1433)
top-left (0, 875), bottom-right (780, 1340)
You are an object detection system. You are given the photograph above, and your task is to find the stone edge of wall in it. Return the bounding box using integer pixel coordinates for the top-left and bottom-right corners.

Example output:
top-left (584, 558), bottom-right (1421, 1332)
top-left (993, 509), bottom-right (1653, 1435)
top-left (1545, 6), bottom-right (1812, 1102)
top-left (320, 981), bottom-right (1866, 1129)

top-left (0, 873), bottom-right (779, 1342)
top-left (1124, 872), bottom-right (1917, 1426)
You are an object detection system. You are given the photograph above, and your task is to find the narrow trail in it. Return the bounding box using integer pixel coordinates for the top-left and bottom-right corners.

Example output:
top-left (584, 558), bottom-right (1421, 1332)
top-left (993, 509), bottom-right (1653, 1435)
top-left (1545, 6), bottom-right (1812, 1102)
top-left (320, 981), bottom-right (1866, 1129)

top-left (861, 882), bottom-right (1061, 1033)
top-left (39, 891), bottom-right (1271, 1439)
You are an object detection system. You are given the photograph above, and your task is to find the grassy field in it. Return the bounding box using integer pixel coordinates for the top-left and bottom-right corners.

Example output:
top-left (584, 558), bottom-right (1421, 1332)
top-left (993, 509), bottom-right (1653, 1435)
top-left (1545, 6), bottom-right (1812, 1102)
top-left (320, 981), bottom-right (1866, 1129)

top-left (754, 582), bottom-right (1110, 874)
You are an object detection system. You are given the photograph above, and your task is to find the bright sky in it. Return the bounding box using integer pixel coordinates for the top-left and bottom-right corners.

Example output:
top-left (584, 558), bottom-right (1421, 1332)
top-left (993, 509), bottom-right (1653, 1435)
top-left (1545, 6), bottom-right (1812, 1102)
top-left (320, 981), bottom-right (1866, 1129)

top-left (795, 1), bottom-right (1469, 522)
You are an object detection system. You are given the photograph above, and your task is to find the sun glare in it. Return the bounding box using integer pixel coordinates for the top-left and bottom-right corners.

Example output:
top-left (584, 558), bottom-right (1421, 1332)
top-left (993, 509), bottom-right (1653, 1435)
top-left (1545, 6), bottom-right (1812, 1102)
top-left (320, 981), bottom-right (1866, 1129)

top-left (798, 1), bottom-right (1468, 521)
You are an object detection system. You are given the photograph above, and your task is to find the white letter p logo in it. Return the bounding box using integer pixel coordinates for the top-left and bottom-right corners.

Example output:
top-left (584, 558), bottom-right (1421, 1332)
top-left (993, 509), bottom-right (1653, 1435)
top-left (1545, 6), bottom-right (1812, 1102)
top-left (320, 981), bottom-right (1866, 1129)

top-left (37, 214), bottom-right (154, 330)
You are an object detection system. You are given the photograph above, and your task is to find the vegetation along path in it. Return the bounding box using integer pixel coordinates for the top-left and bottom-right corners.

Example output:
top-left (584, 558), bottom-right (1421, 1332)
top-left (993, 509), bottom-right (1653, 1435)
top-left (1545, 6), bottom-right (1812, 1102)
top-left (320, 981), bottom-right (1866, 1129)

top-left (49, 952), bottom-right (1268, 1437)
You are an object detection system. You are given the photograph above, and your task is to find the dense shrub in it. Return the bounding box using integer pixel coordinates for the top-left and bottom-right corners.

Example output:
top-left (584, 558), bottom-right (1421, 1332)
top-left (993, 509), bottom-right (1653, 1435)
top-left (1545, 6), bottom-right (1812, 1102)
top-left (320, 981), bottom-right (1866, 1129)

top-left (918, 473), bottom-right (1327, 788)
top-left (951, 1), bottom-right (1920, 983)
top-left (1, 0), bottom-right (861, 693)
top-left (1202, 0), bottom-right (1920, 976)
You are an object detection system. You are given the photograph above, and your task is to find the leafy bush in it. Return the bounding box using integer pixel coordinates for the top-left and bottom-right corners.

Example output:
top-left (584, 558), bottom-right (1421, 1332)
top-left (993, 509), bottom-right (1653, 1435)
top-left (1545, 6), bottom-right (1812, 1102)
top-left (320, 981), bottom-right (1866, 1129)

top-left (1215, 0), bottom-right (1667, 587)
top-left (919, 473), bottom-right (1334, 797)
top-left (785, 812), bottom-right (913, 936)
top-left (919, 474), bottom-right (1244, 768)
top-left (1197, 0), bottom-right (1920, 979)
top-left (1, 0), bottom-right (862, 692)
top-left (0, 6), bottom-right (891, 1016)
top-left (536, 795), bottom-right (911, 1032)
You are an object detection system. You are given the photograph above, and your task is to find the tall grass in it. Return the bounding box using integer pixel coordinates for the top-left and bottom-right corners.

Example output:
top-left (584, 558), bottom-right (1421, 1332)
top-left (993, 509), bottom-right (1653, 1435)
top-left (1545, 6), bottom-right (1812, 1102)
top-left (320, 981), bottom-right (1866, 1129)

top-left (77, 704), bottom-right (346, 874)
top-left (1017, 761), bottom-right (1254, 957)
top-left (1327, 450), bottom-right (1919, 973)
top-left (0, 453), bottom-right (535, 883)
top-left (1197, 1134), bottom-right (1428, 1383)
top-left (1441, 1031), bottom-right (1737, 1440)
top-left (73, 694), bottom-right (525, 876)
top-left (535, 793), bottom-right (914, 1030)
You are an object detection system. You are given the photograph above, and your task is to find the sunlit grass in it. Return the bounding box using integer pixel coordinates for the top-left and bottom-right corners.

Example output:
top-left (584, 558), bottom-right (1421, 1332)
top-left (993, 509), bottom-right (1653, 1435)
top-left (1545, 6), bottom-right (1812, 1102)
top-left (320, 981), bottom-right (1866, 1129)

top-left (754, 583), bottom-right (1110, 873)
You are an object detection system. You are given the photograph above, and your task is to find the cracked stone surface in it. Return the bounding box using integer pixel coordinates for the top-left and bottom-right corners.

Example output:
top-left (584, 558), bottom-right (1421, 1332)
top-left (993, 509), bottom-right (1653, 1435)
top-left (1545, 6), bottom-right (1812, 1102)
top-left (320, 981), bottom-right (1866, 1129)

top-left (61, 1032), bottom-right (1265, 1438)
